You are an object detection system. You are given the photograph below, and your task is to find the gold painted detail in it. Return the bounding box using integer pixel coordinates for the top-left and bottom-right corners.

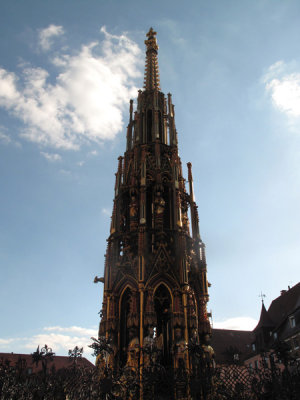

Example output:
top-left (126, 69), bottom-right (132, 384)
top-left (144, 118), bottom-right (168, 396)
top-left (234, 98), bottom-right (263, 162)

top-left (144, 28), bottom-right (161, 91)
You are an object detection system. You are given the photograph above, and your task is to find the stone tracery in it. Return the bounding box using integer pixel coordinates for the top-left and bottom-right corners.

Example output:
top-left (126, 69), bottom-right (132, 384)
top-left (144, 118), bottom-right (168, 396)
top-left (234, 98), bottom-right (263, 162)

top-left (96, 27), bottom-right (211, 386)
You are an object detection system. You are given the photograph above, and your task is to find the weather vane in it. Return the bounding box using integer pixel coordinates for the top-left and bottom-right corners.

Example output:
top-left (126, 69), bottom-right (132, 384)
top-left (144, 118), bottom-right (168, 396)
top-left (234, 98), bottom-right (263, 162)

top-left (259, 292), bottom-right (266, 304)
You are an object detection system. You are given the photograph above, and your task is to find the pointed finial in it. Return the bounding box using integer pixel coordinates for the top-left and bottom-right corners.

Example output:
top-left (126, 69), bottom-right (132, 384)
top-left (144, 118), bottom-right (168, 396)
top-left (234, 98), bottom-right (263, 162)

top-left (144, 28), bottom-right (161, 91)
top-left (145, 27), bottom-right (159, 51)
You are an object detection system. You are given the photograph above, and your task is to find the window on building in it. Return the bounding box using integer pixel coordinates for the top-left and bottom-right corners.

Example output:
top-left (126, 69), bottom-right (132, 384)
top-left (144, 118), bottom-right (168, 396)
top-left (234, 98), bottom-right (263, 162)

top-left (262, 356), bottom-right (269, 368)
top-left (233, 353), bottom-right (239, 361)
top-left (273, 332), bottom-right (278, 340)
top-left (289, 316), bottom-right (296, 328)
top-left (286, 339), bottom-right (292, 352)
top-left (249, 362), bottom-right (253, 370)
top-left (292, 337), bottom-right (299, 350)
top-left (254, 360), bottom-right (259, 370)
top-left (252, 343), bottom-right (256, 351)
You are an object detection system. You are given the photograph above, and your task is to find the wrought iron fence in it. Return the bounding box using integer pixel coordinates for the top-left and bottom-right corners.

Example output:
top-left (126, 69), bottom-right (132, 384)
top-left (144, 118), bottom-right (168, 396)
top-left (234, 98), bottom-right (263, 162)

top-left (0, 343), bottom-right (299, 399)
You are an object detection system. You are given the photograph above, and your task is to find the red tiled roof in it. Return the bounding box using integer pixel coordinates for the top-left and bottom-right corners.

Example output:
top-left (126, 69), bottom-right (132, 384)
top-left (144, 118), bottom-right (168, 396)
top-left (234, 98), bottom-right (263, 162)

top-left (0, 353), bottom-right (94, 372)
top-left (211, 328), bottom-right (254, 364)
top-left (268, 283), bottom-right (300, 328)
top-left (254, 302), bottom-right (275, 331)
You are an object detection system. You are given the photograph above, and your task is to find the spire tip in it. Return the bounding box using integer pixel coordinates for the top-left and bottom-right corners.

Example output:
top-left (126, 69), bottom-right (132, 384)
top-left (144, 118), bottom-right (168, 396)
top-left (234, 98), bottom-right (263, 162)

top-left (144, 27), bottom-right (160, 91)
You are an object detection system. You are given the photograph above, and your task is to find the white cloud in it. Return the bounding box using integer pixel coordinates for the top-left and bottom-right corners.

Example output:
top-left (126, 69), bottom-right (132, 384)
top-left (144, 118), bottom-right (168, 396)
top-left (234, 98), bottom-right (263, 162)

top-left (43, 326), bottom-right (96, 336)
top-left (0, 326), bottom-right (98, 361)
top-left (0, 338), bottom-right (14, 345)
top-left (77, 161), bottom-right (85, 166)
top-left (264, 61), bottom-right (300, 118)
top-left (38, 24), bottom-right (64, 51)
top-left (102, 207), bottom-right (111, 216)
top-left (59, 169), bottom-right (71, 176)
top-left (213, 317), bottom-right (257, 331)
top-left (41, 152), bottom-right (61, 161)
top-left (0, 130), bottom-right (12, 144)
top-left (0, 26), bottom-right (142, 150)
top-left (89, 150), bottom-right (98, 156)
top-left (0, 127), bottom-right (22, 147)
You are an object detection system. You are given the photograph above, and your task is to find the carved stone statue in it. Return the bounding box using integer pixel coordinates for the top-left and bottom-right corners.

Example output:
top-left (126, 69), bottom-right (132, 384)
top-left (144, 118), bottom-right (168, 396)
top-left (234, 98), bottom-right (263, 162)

top-left (201, 334), bottom-right (215, 368)
top-left (174, 327), bottom-right (187, 369)
top-left (143, 326), bottom-right (156, 367)
top-left (154, 191), bottom-right (165, 230)
top-left (155, 192), bottom-right (165, 215)
top-left (129, 194), bottom-right (138, 231)
top-left (144, 326), bottom-right (155, 348)
top-left (107, 335), bottom-right (118, 370)
top-left (129, 195), bottom-right (138, 217)
top-left (126, 327), bottom-right (140, 370)
top-left (189, 328), bottom-right (201, 374)
top-left (190, 328), bottom-right (199, 345)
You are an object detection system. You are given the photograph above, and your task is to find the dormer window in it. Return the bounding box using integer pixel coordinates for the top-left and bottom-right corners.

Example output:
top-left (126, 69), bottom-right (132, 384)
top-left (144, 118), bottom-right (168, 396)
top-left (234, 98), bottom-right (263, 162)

top-left (289, 316), bottom-right (296, 328)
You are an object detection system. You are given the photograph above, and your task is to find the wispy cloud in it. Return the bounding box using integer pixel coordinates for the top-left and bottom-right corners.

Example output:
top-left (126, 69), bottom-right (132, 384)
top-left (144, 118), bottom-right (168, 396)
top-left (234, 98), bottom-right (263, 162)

top-left (59, 169), bottom-right (71, 176)
top-left (0, 338), bottom-right (14, 345)
top-left (88, 150), bottom-right (98, 156)
top-left (41, 152), bottom-right (61, 161)
top-left (0, 127), bottom-right (21, 147)
top-left (0, 26), bottom-right (142, 151)
top-left (0, 130), bottom-right (12, 144)
top-left (101, 207), bottom-right (111, 216)
top-left (213, 317), bottom-right (257, 331)
top-left (43, 326), bottom-right (96, 336)
top-left (0, 326), bottom-right (97, 361)
top-left (264, 61), bottom-right (300, 119)
top-left (38, 24), bottom-right (64, 51)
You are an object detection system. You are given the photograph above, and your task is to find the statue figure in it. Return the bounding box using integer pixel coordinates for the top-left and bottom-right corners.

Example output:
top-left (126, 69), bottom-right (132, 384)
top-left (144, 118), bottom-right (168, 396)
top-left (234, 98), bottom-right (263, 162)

top-left (129, 194), bottom-right (138, 231)
top-left (154, 191), bottom-right (165, 230)
top-left (155, 192), bottom-right (165, 215)
top-left (174, 327), bottom-right (187, 369)
top-left (190, 328), bottom-right (199, 346)
top-left (129, 195), bottom-right (138, 217)
top-left (189, 328), bottom-right (201, 375)
top-left (126, 327), bottom-right (140, 370)
top-left (143, 326), bottom-right (156, 367)
top-left (201, 334), bottom-right (215, 368)
top-left (120, 214), bottom-right (126, 231)
top-left (144, 326), bottom-right (155, 348)
top-left (187, 290), bottom-right (197, 329)
top-left (144, 290), bottom-right (156, 327)
top-left (107, 334), bottom-right (118, 370)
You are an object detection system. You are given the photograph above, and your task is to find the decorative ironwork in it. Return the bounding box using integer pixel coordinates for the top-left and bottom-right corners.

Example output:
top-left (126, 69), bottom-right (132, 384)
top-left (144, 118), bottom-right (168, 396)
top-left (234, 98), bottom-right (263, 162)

top-left (68, 346), bottom-right (83, 366)
top-left (32, 344), bottom-right (55, 376)
top-left (1, 341), bottom-right (300, 399)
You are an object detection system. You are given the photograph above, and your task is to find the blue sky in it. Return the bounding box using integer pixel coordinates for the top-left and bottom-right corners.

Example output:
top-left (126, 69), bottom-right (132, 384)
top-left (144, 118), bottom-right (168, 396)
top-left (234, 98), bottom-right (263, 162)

top-left (1, 0), bottom-right (300, 360)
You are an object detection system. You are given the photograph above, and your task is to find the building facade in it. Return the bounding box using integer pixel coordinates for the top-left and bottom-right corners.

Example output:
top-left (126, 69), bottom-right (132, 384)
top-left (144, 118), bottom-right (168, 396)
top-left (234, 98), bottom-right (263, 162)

top-left (244, 283), bottom-right (300, 369)
top-left (96, 28), bottom-right (211, 372)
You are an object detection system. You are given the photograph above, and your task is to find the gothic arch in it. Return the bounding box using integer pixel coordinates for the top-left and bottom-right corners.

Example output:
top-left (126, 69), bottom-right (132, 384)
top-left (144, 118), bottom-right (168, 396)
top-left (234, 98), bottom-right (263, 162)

top-left (115, 276), bottom-right (138, 296)
top-left (153, 282), bottom-right (173, 365)
top-left (145, 272), bottom-right (179, 292)
top-left (153, 281), bottom-right (172, 302)
top-left (119, 285), bottom-right (138, 366)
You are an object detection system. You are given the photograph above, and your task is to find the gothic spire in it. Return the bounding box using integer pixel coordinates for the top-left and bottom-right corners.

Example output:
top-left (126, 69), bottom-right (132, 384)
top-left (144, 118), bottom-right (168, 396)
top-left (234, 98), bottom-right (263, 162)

top-left (144, 28), bottom-right (161, 91)
top-left (254, 302), bottom-right (275, 331)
